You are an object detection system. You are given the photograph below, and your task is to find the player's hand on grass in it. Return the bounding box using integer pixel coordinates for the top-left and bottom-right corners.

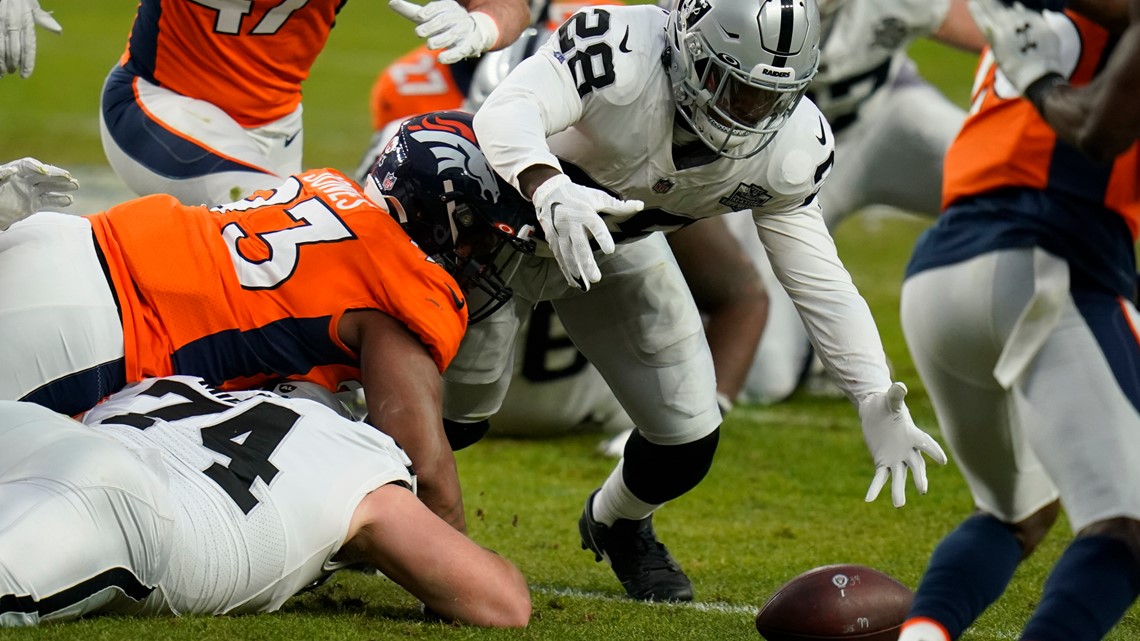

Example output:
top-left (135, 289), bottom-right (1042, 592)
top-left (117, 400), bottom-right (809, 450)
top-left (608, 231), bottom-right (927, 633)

top-left (531, 173), bottom-right (642, 292)
top-left (858, 382), bottom-right (948, 508)
top-left (0, 157), bottom-right (78, 230)
top-left (389, 0), bottom-right (499, 64)
top-left (0, 0), bottom-right (62, 79)
top-left (968, 0), bottom-right (1065, 94)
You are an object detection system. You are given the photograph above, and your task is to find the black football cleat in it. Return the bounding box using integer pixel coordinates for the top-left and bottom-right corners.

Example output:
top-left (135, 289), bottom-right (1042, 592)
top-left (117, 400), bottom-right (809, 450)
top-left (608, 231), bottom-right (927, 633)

top-left (578, 491), bottom-right (694, 602)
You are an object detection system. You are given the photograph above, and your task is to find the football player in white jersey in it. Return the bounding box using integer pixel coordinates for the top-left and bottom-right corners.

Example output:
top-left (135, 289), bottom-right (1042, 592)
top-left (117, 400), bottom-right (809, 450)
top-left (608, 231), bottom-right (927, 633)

top-left (435, 0), bottom-right (947, 602)
top-left (0, 376), bottom-right (530, 628)
top-left (737, 0), bottom-right (986, 404)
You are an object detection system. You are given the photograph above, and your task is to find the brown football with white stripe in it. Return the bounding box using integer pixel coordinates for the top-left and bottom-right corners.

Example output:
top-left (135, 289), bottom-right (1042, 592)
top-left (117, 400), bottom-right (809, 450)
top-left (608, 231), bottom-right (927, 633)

top-left (755, 564), bottom-right (914, 641)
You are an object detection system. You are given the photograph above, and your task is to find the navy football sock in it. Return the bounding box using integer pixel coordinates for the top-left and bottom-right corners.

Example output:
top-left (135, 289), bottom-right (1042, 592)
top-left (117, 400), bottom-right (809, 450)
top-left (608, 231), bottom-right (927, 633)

top-left (908, 514), bottom-right (1023, 639)
top-left (1020, 535), bottom-right (1140, 641)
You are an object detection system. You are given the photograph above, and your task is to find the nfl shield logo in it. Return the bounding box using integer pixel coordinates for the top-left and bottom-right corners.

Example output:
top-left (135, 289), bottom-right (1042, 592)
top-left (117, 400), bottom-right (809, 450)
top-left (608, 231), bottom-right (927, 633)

top-left (653, 178), bottom-right (674, 194)
top-left (381, 171), bottom-right (397, 191)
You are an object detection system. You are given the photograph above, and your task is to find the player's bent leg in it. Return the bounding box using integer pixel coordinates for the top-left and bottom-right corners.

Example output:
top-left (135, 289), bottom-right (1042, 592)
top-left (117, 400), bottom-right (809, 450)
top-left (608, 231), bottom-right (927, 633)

top-left (0, 402), bottom-right (173, 627)
top-left (1011, 289), bottom-right (1140, 641)
top-left (844, 70), bottom-right (964, 220)
top-left (0, 214), bottom-right (126, 415)
top-left (100, 66), bottom-right (290, 206)
top-left (557, 238), bottom-right (720, 601)
top-left (442, 295), bottom-right (526, 423)
top-left (900, 251), bottom-right (1061, 641)
top-left (1019, 517), bottom-right (1140, 641)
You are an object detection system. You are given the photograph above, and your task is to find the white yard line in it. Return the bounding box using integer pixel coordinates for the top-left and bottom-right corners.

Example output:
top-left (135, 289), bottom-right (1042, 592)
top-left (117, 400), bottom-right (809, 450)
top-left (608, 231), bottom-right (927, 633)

top-left (530, 585), bottom-right (758, 616)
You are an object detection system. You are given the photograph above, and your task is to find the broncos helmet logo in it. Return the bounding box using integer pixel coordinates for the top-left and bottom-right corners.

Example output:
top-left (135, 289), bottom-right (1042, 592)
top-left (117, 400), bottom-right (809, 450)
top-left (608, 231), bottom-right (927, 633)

top-left (406, 116), bottom-right (501, 204)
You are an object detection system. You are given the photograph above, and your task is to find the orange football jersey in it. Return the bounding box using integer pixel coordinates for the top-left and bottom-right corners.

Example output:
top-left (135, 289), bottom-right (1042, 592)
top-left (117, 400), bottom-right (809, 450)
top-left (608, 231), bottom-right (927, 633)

top-left (87, 168), bottom-right (467, 393)
top-left (119, 0), bottom-right (344, 128)
top-left (942, 12), bottom-right (1140, 238)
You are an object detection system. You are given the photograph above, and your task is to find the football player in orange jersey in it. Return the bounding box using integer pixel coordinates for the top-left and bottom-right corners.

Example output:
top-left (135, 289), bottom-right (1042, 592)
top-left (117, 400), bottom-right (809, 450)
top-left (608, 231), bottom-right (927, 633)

top-left (969, 0), bottom-right (1140, 162)
top-left (896, 8), bottom-right (1140, 641)
top-left (0, 112), bottom-right (537, 532)
top-left (98, 0), bottom-right (530, 207)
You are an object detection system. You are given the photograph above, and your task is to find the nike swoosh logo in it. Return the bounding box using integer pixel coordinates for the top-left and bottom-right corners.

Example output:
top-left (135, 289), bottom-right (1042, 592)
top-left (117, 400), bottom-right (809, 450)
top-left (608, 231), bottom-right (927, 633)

top-left (284, 131), bottom-right (301, 147)
top-left (815, 116), bottom-right (827, 146)
top-left (618, 27), bottom-right (632, 53)
top-left (446, 284), bottom-right (466, 311)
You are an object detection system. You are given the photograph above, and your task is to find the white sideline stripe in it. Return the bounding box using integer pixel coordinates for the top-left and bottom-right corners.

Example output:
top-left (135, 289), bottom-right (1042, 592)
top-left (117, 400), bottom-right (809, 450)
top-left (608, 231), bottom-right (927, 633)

top-left (531, 585), bottom-right (758, 615)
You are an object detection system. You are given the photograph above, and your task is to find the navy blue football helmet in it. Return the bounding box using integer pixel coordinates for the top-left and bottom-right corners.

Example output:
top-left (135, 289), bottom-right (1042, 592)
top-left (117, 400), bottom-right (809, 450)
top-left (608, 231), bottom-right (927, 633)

top-left (365, 111), bottom-right (538, 323)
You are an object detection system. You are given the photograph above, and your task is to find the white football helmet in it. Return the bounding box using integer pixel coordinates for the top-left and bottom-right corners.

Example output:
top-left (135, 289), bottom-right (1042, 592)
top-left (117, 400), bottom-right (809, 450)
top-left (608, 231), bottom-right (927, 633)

top-left (666, 0), bottom-right (821, 158)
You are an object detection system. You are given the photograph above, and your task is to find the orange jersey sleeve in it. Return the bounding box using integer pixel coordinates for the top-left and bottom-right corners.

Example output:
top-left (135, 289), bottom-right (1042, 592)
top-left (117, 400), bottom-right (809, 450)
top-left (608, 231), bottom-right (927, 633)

top-left (942, 12), bottom-right (1140, 238)
top-left (369, 46), bottom-right (468, 132)
top-left (88, 169), bottom-right (467, 393)
top-left (120, 0), bottom-right (343, 127)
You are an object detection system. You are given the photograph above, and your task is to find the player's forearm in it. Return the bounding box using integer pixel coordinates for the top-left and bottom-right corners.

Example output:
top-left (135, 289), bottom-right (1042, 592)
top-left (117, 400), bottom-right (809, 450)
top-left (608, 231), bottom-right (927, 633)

top-left (704, 297), bottom-right (767, 401)
top-left (411, 448), bottom-right (468, 532)
top-left (461, 0), bottom-right (529, 49)
top-left (1037, 26), bottom-right (1140, 161)
top-left (472, 55), bottom-right (581, 191)
top-left (755, 211), bottom-right (893, 403)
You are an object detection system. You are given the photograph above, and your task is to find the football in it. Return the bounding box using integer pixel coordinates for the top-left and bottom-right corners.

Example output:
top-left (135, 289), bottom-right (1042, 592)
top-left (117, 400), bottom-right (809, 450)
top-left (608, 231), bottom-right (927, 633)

top-left (754, 564), bottom-right (914, 641)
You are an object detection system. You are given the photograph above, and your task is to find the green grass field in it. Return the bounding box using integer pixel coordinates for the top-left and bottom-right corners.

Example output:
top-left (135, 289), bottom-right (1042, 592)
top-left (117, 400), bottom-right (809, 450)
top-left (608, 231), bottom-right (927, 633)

top-left (2, 2), bottom-right (1137, 640)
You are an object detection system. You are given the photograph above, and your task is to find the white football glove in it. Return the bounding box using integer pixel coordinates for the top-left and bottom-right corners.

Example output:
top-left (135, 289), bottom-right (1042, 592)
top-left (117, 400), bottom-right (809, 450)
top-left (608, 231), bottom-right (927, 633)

top-left (389, 0), bottom-right (499, 65)
top-left (967, 0), bottom-right (1064, 94)
top-left (531, 173), bottom-right (642, 291)
top-left (858, 382), bottom-right (948, 508)
top-left (0, 0), bottom-right (62, 79)
top-left (0, 157), bottom-right (78, 230)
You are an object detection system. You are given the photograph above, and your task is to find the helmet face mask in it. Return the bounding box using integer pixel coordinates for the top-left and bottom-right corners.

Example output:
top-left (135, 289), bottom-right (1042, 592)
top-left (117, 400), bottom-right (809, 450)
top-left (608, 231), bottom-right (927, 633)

top-left (666, 0), bottom-right (821, 159)
top-left (367, 111), bottom-right (537, 323)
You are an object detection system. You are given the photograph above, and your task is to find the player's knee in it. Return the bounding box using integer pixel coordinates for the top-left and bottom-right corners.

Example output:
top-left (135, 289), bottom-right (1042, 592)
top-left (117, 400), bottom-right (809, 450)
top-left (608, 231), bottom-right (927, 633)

top-left (1005, 500), bottom-right (1061, 558)
top-left (443, 418), bottom-right (491, 451)
top-left (622, 426), bottom-right (720, 504)
top-left (1078, 516), bottom-right (1140, 564)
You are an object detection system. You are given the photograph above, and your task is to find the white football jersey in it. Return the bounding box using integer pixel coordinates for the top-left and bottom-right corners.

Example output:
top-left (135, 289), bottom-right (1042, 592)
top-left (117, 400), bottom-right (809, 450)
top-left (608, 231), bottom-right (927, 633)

top-left (83, 376), bottom-right (413, 616)
top-left (810, 0), bottom-right (950, 128)
top-left (474, 4), bottom-right (895, 402)
top-left (476, 5), bottom-right (835, 242)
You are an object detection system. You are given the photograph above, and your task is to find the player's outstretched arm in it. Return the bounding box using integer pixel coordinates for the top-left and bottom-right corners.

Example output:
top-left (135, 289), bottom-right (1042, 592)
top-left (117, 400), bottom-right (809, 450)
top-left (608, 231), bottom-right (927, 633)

top-left (388, 0), bottom-right (529, 64)
top-left (338, 483), bottom-right (531, 627)
top-left (340, 309), bottom-right (467, 533)
top-left (0, 0), bottom-right (61, 78)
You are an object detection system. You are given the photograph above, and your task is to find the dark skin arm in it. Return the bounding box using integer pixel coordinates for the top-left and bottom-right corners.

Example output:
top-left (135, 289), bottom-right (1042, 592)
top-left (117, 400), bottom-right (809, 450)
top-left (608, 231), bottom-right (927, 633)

top-left (667, 217), bottom-right (768, 403)
top-left (338, 309), bottom-right (466, 533)
top-left (1038, 0), bottom-right (1140, 161)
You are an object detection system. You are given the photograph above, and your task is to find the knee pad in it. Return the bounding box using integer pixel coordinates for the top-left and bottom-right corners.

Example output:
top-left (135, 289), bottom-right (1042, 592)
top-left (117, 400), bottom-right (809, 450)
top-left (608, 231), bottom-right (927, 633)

top-left (622, 427), bottom-right (720, 504)
top-left (443, 418), bottom-right (491, 451)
